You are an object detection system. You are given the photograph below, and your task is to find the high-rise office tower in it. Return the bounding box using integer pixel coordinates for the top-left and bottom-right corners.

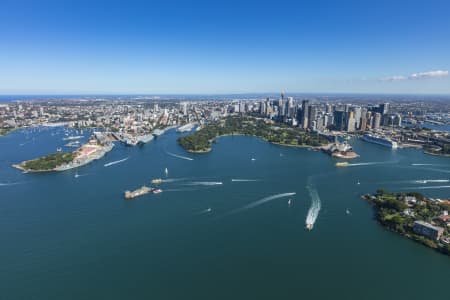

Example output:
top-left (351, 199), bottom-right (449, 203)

top-left (308, 105), bottom-right (317, 129)
top-left (333, 110), bottom-right (346, 131)
top-left (353, 106), bottom-right (362, 130)
top-left (379, 103), bottom-right (389, 115)
top-left (346, 111), bottom-right (355, 132)
top-left (373, 112), bottom-right (381, 129)
top-left (301, 100), bottom-right (309, 129)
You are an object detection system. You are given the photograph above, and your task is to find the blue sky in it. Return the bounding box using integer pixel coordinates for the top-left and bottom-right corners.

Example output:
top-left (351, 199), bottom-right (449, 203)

top-left (1, 0), bottom-right (450, 94)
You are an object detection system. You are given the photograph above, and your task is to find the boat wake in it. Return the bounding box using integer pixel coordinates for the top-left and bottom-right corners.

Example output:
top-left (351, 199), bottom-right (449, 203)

top-left (104, 157), bottom-right (129, 167)
top-left (195, 208), bottom-right (213, 215)
top-left (412, 179), bottom-right (449, 184)
top-left (411, 163), bottom-right (438, 166)
top-left (231, 179), bottom-right (259, 182)
top-left (185, 181), bottom-right (223, 186)
top-left (305, 180), bottom-right (321, 230)
top-left (166, 151), bottom-right (194, 161)
top-left (161, 178), bottom-right (189, 183)
top-left (220, 192), bottom-right (296, 218)
top-left (164, 188), bottom-right (200, 192)
top-left (74, 173), bottom-right (89, 178)
top-left (0, 182), bottom-right (24, 187)
top-left (346, 161), bottom-right (390, 167)
top-left (401, 185), bottom-right (450, 190)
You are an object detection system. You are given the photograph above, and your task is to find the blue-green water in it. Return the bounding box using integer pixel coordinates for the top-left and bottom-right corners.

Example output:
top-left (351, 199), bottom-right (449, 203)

top-left (1, 127), bottom-right (449, 299)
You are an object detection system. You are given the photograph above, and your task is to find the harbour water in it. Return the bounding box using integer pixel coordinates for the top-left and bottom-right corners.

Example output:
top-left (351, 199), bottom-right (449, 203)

top-left (0, 127), bottom-right (449, 299)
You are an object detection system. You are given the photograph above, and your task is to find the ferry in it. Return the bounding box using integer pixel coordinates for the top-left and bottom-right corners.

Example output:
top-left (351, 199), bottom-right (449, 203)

top-left (335, 161), bottom-right (349, 167)
top-left (361, 133), bottom-right (398, 149)
top-left (151, 178), bottom-right (162, 184)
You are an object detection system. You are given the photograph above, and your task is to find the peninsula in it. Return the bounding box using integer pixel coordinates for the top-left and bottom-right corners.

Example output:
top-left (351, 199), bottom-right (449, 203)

top-left (13, 132), bottom-right (113, 173)
top-left (177, 116), bottom-right (328, 153)
top-left (363, 189), bottom-right (450, 256)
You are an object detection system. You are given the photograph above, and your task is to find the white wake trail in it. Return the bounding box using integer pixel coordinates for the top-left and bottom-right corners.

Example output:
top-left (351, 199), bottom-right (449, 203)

top-left (305, 183), bottom-right (321, 230)
top-left (166, 151), bottom-right (194, 161)
top-left (195, 208), bottom-right (213, 215)
top-left (401, 185), bottom-right (450, 190)
top-left (185, 181), bottom-right (223, 186)
top-left (161, 178), bottom-right (189, 183)
top-left (0, 182), bottom-right (24, 187)
top-left (346, 161), bottom-right (390, 167)
top-left (222, 192), bottom-right (296, 217)
top-left (412, 179), bottom-right (449, 184)
top-left (104, 157), bottom-right (129, 167)
top-left (231, 179), bottom-right (259, 182)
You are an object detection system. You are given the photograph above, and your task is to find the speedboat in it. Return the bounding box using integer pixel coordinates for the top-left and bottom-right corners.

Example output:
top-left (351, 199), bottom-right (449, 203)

top-left (152, 188), bottom-right (163, 194)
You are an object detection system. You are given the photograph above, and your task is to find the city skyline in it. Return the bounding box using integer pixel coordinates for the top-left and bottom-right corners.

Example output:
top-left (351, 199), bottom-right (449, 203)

top-left (1, 0), bottom-right (450, 94)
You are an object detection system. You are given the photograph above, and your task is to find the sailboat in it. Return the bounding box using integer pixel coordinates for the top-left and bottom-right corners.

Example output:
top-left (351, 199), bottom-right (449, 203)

top-left (165, 167), bottom-right (168, 177)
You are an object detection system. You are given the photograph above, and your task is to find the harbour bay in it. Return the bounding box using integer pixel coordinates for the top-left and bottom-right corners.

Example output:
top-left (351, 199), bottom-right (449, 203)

top-left (0, 127), bottom-right (449, 299)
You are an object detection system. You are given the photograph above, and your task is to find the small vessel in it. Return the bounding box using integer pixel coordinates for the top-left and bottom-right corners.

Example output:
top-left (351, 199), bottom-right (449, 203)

top-left (251, 158), bottom-right (256, 161)
top-left (164, 168), bottom-right (168, 176)
top-left (346, 209), bottom-right (351, 215)
top-left (306, 223), bottom-right (313, 231)
top-left (288, 199), bottom-right (292, 206)
top-left (335, 162), bottom-right (349, 167)
top-left (63, 135), bottom-right (83, 141)
top-left (151, 178), bottom-right (162, 184)
top-left (56, 147), bottom-right (62, 152)
top-left (74, 173), bottom-right (80, 178)
top-left (152, 188), bottom-right (163, 194)
top-left (357, 180), bottom-right (361, 185)
top-left (206, 208), bottom-right (212, 213)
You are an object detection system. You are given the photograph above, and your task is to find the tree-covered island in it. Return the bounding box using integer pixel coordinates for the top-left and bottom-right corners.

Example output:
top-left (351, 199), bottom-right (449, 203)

top-left (363, 189), bottom-right (450, 256)
top-left (14, 152), bottom-right (76, 172)
top-left (177, 116), bottom-right (329, 153)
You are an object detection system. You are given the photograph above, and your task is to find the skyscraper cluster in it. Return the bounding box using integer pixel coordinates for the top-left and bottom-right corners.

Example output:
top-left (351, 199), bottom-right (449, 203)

top-left (258, 94), bottom-right (401, 132)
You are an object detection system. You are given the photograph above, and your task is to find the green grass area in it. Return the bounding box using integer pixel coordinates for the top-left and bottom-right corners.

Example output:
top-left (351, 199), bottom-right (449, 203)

top-left (177, 116), bottom-right (328, 152)
top-left (23, 152), bottom-right (75, 171)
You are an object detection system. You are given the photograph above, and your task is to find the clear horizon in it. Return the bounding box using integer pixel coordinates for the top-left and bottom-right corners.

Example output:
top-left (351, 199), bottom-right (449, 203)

top-left (1, 0), bottom-right (450, 94)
